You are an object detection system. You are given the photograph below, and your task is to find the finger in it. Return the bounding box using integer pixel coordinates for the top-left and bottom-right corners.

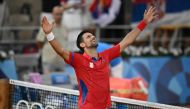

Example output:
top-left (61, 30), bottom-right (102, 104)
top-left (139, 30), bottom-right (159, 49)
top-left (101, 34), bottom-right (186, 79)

top-left (151, 9), bottom-right (157, 16)
top-left (144, 9), bottom-right (148, 15)
top-left (149, 7), bottom-right (156, 15)
top-left (147, 6), bottom-right (153, 15)
top-left (152, 7), bottom-right (157, 13)
top-left (42, 16), bottom-right (47, 25)
top-left (44, 16), bottom-right (48, 24)
top-left (44, 16), bottom-right (47, 20)
top-left (151, 6), bottom-right (156, 12)
top-left (148, 6), bottom-right (153, 12)
top-left (41, 16), bottom-right (45, 26)
top-left (149, 6), bottom-right (154, 13)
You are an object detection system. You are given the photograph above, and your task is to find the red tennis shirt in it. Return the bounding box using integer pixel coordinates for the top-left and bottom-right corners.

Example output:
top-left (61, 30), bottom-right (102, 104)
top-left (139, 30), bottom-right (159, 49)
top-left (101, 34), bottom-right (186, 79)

top-left (65, 44), bottom-right (120, 109)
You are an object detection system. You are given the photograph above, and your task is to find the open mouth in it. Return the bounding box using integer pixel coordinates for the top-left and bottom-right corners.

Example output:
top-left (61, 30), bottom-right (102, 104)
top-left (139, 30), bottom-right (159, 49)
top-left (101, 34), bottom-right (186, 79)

top-left (92, 39), bottom-right (96, 43)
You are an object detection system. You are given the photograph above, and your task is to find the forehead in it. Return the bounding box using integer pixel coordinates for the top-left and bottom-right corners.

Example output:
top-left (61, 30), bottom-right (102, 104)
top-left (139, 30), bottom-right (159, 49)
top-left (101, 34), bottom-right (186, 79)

top-left (53, 7), bottom-right (62, 14)
top-left (82, 32), bottom-right (93, 38)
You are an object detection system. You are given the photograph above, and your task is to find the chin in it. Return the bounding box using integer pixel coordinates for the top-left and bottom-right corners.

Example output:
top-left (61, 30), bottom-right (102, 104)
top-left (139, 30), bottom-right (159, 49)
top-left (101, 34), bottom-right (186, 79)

top-left (94, 43), bottom-right (98, 48)
top-left (95, 43), bottom-right (98, 47)
top-left (90, 43), bottom-right (98, 48)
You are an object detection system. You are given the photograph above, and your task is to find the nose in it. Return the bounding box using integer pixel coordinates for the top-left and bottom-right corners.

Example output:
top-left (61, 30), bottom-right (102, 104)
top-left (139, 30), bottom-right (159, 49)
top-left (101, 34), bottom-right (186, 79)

top-left (92, 35), bottom-right (96, 40)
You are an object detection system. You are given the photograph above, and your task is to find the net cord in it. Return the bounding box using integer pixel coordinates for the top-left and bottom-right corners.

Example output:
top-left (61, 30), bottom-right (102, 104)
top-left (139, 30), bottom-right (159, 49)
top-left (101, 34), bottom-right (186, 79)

top-left (10, 79), bottom-right (189, 109)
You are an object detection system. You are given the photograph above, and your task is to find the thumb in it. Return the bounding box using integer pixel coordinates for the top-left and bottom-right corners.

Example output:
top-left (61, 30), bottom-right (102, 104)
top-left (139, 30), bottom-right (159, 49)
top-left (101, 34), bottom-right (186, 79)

top-left (144, 9), bottom-right (147, 15)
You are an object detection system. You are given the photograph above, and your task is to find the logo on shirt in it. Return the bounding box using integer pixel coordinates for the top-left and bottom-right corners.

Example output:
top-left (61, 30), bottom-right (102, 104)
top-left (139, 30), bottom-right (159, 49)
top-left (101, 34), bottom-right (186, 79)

top-left (89, 62), bottom-right (94, 68)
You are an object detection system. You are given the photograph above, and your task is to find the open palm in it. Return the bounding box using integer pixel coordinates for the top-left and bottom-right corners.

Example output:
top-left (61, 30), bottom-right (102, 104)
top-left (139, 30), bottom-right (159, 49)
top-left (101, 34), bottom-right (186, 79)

top-left (41, 16), bottom-right (54, 34)
top-left (143, 6), bottom-right (157, 23)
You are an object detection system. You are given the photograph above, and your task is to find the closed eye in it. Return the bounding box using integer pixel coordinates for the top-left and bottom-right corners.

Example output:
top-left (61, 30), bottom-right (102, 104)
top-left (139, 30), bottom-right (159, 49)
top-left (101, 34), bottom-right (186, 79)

top-left (87, 35), bottom-right (90, 38)
top-left (86, 34), bottom-right (95, 39)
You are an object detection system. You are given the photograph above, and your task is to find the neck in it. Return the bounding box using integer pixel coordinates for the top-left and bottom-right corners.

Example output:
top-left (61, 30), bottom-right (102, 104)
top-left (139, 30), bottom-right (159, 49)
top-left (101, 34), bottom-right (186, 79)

top-left (84, 48), bottom-right (98, 58)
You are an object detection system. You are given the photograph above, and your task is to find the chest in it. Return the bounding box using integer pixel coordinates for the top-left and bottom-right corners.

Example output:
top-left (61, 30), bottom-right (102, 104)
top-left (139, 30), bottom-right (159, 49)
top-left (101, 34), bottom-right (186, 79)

top-left (86, 57), bottom-right (109, 69)
top-left (77, 57), bottom-right (111, 77)
top-left (74, 55), bottom-right (111, 87)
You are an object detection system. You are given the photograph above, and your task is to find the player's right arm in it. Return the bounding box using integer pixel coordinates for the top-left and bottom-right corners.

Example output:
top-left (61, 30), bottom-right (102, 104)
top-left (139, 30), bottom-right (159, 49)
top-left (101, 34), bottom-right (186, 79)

top-left (41, 16), bottom-right (70, 61)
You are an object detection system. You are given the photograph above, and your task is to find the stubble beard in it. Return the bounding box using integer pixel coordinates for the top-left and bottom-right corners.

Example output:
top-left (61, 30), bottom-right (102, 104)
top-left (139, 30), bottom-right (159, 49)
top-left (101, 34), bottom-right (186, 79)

top-left (89, 43), bottom-right (98, 49)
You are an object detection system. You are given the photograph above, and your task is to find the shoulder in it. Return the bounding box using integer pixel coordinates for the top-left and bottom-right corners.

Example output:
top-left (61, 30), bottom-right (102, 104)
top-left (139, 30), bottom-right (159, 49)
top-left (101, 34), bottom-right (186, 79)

top-left (72, 52), bottom-right (84, 60)
top-left (70, 52), bottom-right (87, 67)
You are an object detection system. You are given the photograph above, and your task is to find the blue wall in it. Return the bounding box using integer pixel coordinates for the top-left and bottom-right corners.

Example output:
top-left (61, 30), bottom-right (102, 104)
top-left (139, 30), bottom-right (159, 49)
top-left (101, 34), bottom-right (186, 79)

top-left (123, 56), bottom-right (190, 105)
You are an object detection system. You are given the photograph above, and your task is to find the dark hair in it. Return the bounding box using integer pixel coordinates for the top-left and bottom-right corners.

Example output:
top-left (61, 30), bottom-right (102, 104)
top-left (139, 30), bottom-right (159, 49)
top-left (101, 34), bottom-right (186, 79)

top-left (76, 30), bottom-right (92, 52)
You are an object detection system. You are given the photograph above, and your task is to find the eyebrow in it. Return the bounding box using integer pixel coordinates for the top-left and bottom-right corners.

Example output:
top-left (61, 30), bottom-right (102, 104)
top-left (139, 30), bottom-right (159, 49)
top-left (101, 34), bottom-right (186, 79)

top-left (86, 34), bottom-right (92, 37)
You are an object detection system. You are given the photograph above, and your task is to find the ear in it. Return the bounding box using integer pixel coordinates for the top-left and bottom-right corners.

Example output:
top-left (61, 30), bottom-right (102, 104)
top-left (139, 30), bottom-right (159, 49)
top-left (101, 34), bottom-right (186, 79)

top-left (80, 42), bottom-right (85, 48)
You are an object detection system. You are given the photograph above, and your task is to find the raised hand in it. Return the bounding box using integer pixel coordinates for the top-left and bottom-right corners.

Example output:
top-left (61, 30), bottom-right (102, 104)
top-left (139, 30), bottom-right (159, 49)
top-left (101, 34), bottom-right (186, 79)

top-left (41, 16), bottom-right (54, 34)
top-left (143, 6), bottom-right (157, 23)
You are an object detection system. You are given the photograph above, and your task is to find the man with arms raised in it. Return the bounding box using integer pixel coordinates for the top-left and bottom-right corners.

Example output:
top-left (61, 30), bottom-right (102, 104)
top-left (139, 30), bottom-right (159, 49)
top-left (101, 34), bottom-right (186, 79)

top-left (41, 6), bottom-right (156, 109)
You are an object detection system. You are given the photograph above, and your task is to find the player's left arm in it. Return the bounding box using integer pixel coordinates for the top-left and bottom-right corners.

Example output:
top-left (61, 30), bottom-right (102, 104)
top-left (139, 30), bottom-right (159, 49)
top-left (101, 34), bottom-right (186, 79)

top-left (119, 6), bottom-right (157, 52)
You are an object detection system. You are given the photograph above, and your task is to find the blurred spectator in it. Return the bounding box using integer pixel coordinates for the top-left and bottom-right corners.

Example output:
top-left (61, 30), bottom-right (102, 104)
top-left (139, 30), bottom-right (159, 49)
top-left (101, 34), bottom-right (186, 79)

top-left (183, 28), bottom-right (190, 55)
top-left (41, 0), bottom-right (81, 21)
top-left (61, 0), bottom-right (87, 51)
top-left (89, 0), bottom-right (121, 27)
top-left (98, 0), bottom-right (130, 42)
top-left (97, 42), bottom-right (123, 78)
top-left (154, 28), bottom-right (170, 50)
top-left (36, 6), bottom-right (68, 74)
top-left (60, 0), bottom-right (84, 10)
top-left (41, 0), bottom-right (60, 21)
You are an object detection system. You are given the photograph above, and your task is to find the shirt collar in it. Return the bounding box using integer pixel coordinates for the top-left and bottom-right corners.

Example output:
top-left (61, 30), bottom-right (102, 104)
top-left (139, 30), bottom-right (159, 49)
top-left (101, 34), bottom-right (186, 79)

top-left (83, 53), bottom-right (102, 61)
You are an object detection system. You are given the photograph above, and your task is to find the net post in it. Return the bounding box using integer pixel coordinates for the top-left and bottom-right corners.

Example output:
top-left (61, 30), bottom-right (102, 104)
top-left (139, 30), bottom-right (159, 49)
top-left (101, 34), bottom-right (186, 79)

top-left (0, 79), bottom-right (11, 109)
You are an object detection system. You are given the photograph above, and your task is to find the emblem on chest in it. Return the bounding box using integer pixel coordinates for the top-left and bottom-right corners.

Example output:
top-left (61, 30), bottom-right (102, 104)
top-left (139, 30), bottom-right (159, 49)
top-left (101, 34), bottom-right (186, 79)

top-left (89, 62), bottom-right (94, 68)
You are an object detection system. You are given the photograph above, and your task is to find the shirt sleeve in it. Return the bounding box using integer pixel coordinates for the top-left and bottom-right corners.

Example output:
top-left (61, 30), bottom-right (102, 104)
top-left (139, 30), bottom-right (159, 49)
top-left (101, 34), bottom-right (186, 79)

top-left (101, 44), bottom-right (121, 62)
top-left (64, 52), bottom-right (80, 68)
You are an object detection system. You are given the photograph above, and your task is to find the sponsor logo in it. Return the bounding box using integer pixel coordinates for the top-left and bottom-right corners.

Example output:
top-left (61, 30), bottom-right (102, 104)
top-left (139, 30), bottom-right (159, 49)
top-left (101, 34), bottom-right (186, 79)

top-left (16, 100), bottom-right (54, 109)
top-left (89, 62), bottom-right (94, 68)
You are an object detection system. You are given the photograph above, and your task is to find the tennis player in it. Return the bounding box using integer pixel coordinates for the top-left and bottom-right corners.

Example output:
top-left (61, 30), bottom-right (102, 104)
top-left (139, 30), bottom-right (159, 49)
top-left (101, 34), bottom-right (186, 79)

top-left (41, 6), bottom-right (157, 109)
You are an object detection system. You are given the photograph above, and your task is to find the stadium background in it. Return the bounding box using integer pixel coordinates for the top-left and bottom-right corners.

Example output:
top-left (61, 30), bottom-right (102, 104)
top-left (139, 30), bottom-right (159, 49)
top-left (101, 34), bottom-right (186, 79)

top-left (0, 0), bottom-right (190, 108)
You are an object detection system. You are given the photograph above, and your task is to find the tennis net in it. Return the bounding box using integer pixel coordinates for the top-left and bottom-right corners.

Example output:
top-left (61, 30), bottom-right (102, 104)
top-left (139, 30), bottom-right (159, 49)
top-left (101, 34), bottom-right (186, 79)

top-left (9, 80), bottom-right (188, 109)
